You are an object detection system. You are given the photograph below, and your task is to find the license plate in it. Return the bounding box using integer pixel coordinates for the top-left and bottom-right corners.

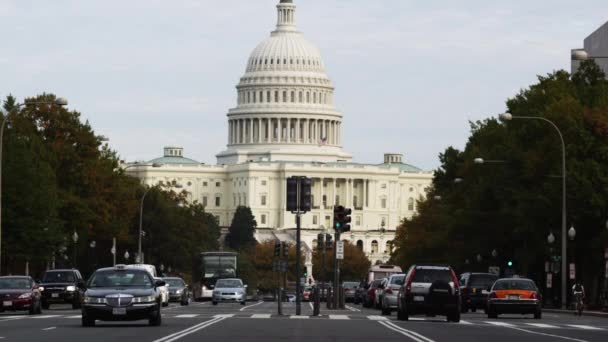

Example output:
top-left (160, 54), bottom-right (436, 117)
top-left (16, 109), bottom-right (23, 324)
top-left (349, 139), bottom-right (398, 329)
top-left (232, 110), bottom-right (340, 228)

top-left (52, 293), bottom-right (59, 298)
top-left (508, 295), bottom-right (520, 300)
top-left (413, 296), bottom-right (424, 302)
top-left (112, 308), bottom-right (127, 315)
top-left (3, 301), bottom-right (12, 307)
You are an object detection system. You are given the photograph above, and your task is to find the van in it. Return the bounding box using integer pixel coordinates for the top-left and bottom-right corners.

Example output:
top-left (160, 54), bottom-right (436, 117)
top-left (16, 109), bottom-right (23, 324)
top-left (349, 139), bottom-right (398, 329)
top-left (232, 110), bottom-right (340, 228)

top-left (126, 264), bottom-right (157, 278)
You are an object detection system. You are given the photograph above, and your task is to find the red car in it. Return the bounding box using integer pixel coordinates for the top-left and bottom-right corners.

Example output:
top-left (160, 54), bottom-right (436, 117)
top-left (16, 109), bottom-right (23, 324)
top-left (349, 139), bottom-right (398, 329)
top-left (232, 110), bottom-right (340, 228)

top-left (0, 276), bottom-right (42, 314)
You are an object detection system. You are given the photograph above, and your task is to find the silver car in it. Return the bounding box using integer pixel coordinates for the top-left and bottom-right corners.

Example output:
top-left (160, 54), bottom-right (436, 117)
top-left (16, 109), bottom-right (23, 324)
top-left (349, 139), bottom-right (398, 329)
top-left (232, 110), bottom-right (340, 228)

top-left (212, 278), bottom-right (247, 305)
top-left (380, 273), bottom-right (405, 315)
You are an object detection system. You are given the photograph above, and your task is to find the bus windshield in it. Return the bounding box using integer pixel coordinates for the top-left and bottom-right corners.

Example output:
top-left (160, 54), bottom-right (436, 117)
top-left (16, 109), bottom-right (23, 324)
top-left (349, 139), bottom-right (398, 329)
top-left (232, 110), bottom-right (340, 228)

top-left (202, 253), bottom-right (237, 284)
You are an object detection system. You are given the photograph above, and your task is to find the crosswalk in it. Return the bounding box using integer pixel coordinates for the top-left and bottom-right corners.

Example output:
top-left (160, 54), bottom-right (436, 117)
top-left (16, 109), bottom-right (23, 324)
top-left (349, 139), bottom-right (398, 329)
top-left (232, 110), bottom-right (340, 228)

top-left (0, 314), bottom-right (605, 331)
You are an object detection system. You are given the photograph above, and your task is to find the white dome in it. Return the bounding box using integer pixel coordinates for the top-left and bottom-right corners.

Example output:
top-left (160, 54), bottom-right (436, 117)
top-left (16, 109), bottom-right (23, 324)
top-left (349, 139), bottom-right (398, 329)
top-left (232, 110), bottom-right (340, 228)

top-left (246, 33), bottom-right (325, 73)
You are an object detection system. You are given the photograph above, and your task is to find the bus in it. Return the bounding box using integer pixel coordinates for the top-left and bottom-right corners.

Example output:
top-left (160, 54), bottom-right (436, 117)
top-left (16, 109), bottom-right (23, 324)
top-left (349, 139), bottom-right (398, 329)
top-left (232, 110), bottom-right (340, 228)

top-left (367, 264), bottom-right (403, 284)
top-left (193, 252), bottom-right (238, 300)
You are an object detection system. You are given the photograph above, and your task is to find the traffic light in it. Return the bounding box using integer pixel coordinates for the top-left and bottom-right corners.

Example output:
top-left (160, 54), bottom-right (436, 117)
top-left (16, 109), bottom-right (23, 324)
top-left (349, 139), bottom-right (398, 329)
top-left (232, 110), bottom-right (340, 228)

top-left (507, 261), bottom-right (513, 267)
top-left (282, 241), bottom-right (289, 257)
top-left (325, 234), bottom-right (333, 250)
top-left (300, 177), bottom-right (312, 212)
top-left (286, 177), bottom-right (298, 211)
top-left (342, 207), bottom-right (352, 232)
top-left (274, 240), bottom-right (281, 257)
top-left (333, 206), bottom-right (352, 233)
top-left (317, 233), bottom-right (324, 249)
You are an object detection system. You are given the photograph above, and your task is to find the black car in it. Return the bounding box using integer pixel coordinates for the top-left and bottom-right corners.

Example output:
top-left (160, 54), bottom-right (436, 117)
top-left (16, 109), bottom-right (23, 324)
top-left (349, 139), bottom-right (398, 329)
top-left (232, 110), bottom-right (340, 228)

top-left (163, 277), bottom-right (190, 306)
top-left (40, 269), bottom-right (83, 309)
top-left (459, 272), bottom-right (498, 313)
top-left (81, 265), bottom-right (165, 327)
top-left (0, 276), bottom-right (42, 314)
top-left (396, 264), bottom-right (461, 322)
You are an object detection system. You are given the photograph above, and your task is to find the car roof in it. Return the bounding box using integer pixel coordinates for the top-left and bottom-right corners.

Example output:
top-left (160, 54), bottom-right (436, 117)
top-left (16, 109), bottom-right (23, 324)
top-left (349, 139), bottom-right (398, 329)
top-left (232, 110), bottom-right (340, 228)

top-left (413, 264), bottom-right (451, 270)
top-left (44, 269), bottom-right (76, 272)
top-left (495, 277), bottom-right (533, 282)
top-left (163, 277), bottom-right (184, 280)
top-left (389, 273), bottom-right (405, 278)
top-left (0, 276), bottom-right (31, 279)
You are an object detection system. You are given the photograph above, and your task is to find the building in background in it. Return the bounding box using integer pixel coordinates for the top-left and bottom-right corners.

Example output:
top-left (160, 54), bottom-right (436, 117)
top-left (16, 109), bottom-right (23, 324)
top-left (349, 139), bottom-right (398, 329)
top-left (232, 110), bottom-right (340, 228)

top-left (572, 20), bottom-right (608, 75)
top-left (127, 0), bottom-right (433, 275)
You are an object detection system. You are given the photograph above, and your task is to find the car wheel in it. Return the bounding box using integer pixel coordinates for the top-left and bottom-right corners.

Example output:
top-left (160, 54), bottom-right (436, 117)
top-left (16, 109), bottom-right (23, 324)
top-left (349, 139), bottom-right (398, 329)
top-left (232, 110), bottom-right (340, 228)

top-left (461, 303), bottom-right (468, 313)
top-left (471, 307), bottom-right (476, 313)
top-left (241, 301), bottom-right (246, 306)
top-left (381, 305), bottom-right (391, 316)
top-left (162, 300), bottom-right (169, 307)
top-left (36, 300), bottom-right (43, 314)
top-left (534, 309), bottom-right (542, 319)
top-left (149, 305), bottom-right (162, 326)
top-left (447, 309), bottom-right (461, 322)
top-left (29, 304), bottom-right (36, 315)
top-left (42, 302), bottom-right (50, 310)
top-left (212, 301), bottom-right (218, 306)
top-left (397, 306), bottom-right (409, 321)
top-left (82, 314), bottom-right (95, 327)
top-left (487, 307), bottom-right (498, 319)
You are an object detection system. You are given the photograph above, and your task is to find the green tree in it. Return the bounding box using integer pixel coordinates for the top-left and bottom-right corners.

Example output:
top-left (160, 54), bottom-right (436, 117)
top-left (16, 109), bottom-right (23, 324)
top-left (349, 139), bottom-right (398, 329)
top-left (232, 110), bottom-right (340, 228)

top-left (226, 206), bottom-right (257, 252)
top-left (312, 241), bottom-right (370, 283)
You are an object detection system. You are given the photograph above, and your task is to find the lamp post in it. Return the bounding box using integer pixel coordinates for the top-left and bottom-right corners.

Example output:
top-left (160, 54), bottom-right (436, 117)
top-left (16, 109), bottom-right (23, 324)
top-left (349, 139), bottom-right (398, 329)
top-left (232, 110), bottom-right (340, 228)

top-left (474, 158), bottom-right (507, 165)
top-left (72, 231), bottom-right (79, 268)
top-left (124, 251), bottom-right (130, 263)
top-left (500, 112), bottom-right (568, 309)
top-left (89, 241), bottom-right (97, 271)
top-left (0, 97), bottom-right (68, 275)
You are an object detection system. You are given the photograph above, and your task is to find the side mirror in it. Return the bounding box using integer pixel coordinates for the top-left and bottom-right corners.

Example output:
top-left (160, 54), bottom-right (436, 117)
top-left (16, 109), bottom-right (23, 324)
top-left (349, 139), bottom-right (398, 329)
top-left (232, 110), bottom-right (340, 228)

top-left (244, 285), bottom-right (248, 288)
top-left (155, 280), bottom-right (166, 287)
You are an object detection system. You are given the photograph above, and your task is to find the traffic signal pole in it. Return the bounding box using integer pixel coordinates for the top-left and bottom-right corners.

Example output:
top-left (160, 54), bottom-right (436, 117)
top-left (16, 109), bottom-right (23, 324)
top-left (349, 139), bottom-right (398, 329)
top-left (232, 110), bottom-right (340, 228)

top-left (295, 212), bottom-right (302, 316)
top-left (333, 230), bottom-right (340, 309)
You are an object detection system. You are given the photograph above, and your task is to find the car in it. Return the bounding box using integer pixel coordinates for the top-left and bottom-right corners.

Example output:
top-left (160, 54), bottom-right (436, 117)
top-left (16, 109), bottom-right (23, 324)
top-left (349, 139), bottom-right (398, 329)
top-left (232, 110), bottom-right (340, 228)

top-left (486, 278), bottom-right (542, 319)
top-left (163, 277), bottom-right (190, 306)
top-left (362, 279), bottom-right (383, 308)
top-left (374, 278), bottom-right (388, 309)
top-left (39, 269), bottom-right (84, 309)
top-left (81, 264), bottom-right (165, 327)
top-left (342, 281), bottom-right (359, 302)
top-left (396, 264), bottom-right (461, 322)
top-left (154, 277), bottom-right (170, 307)
top-left (0, 276), bottom-right (42, 314)
top-left (126, 264), bottom-right (158, 277)
top-left (380, 273), bottom-right (405, 315)
top-left (303, 286), bottom-right (312, 302)
top-left (353, 280), bottom-right (367, 304)
top-left (212, 278), bottom-right (247, 305)
top-left (459, 272), bottom-right (498, 313)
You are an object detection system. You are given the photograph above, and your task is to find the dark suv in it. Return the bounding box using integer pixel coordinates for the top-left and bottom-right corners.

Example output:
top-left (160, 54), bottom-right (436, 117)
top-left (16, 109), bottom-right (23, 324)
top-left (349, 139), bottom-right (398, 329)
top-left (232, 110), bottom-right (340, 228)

top-left (396, 264), bottom-right (461, 322)
top-left (459, 272), bottom-right (498, 313)
top-left (40, 269), bottom-right (83, 309)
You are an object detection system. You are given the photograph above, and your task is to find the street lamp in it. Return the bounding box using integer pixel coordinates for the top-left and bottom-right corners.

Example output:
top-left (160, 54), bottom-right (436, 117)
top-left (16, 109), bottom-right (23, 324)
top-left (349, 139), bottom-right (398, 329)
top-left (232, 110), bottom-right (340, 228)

top-left (500, 111), bottom-right (568, 309)
top-left (454, 178), bottom-right (464, 184)
top-left (568, 226), bottom-right (576, 240)
top-left (474, 157), bottom-right (506, 165)
top-left (0, 97), bottom-right (68, 275)
top-left (124, 251), bottom-right (130, 262)
top-left (492, 249), bottom-right (498, 258)
top-left (547, 232), bottom-right (556, 245)
top-left (72, 231), bottom-right (79, 268)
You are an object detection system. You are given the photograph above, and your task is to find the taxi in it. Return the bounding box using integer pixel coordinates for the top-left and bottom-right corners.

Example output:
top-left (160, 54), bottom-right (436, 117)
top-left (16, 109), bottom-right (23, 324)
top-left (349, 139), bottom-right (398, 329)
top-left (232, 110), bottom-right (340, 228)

top-left (487, 277), bottom-right (541, 319)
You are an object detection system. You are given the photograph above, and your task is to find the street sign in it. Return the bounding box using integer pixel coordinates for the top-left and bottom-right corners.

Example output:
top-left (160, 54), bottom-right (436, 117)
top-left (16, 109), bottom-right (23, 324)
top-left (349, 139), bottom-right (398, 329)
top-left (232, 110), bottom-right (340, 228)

top-left (336, 241), bottom-right (344, 260)
top-left (569, 263), bottom-right (576, 280)
top-left (300, 277), bottom-right (306, 286)
top-left (488, 266), bottom-right (500, 276)
top-left (546, 273), bottom-right (553, 288)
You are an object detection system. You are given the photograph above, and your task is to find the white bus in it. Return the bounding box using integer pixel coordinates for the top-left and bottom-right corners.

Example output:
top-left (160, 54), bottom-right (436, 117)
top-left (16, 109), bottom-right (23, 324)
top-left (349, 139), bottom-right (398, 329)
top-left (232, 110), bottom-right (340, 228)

top-left (367, 264), bottom-right (403, 284)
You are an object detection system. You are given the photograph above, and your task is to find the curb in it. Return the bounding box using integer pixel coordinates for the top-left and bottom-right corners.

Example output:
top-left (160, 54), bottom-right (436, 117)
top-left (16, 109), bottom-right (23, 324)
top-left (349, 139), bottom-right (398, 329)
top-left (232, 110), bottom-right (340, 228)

top-left (544, 308), bottom-right (608, 318)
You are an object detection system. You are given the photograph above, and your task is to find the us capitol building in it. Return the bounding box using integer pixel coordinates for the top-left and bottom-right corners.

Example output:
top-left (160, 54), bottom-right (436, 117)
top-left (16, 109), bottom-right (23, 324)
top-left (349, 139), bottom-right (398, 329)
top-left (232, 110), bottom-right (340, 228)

top-left (127, 0), bottom-right (432, 275)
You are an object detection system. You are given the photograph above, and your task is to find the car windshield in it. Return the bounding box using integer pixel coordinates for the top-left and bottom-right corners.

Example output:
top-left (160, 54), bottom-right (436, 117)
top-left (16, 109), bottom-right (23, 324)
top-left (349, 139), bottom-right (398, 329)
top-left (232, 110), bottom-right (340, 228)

top-left (390, 275), bottom-right (405, 285)
top-left (412, 269), bottom-right (452, 283)
top-left (0, 278), bottom-right (31, 289)
top-left (42, 271), bottom-right (75, 283)
top-left (215, 279), bottom-right (243, 288)
top-left (343, 282), bottom-right (358, 289)
top-left (371, 280), bottom-right (383, 288)
top-left (493, 280), bottom-right (537, 291)
top-left (164, 278), bottom-right (185, 287)
top-left (469, 274), bottom-right (498, 287)
top-left (88, 270), bottom-right (153, 288)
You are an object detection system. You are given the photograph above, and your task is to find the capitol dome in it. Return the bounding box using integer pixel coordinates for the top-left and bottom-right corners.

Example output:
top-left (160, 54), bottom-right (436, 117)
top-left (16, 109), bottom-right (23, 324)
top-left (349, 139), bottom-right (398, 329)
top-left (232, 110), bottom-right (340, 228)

top-left (216, 0), bottom-right (352, 165)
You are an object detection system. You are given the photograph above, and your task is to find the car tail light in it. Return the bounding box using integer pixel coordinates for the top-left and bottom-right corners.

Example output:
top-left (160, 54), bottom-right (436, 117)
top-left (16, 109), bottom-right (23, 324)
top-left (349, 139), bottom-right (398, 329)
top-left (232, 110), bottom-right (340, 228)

top-left (489, 292), bottom-right (497, 299)
top-left (530, 292), bottom-right (538, 299)
top-left (405, 268), bottom-right (416, 295)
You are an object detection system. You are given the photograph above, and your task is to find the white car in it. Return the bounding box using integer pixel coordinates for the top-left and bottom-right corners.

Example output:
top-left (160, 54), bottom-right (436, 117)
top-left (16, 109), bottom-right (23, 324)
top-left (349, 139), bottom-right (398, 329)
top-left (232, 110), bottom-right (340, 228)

top-left (154, 277), bottom-right (170, 307)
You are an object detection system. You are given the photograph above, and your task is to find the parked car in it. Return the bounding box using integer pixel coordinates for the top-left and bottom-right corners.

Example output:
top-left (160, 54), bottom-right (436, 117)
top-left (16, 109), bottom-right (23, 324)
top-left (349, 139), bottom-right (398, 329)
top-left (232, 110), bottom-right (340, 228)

top-left (342, 281), bottom-right (359, 302)
top-left (362, 279), bottom-right (383, 308)
top-left (396, 264), bottom-right (461, 322)
top-left (154, 277), bottom-right (170, 307)
top-left (374, 278), bottom-right (388, 309)
top-left (212, 278), bottom-right (247, 305)
top-left (487, 278), bottom-right (542, 319)
top-left (459, 272), bottom-right (498, 313)
top-left (39, 269), bottom-right (83, 309)
top-left (380, 273), bottom-right (405, 315)
top-left (0, 276), bottom-right (42, 314)
top-left (81, 264), bottom-right (164, 327)
top-left (353, 280), bottom-right (367, 304)
top-left (163, 277), bottom-right (190, 306)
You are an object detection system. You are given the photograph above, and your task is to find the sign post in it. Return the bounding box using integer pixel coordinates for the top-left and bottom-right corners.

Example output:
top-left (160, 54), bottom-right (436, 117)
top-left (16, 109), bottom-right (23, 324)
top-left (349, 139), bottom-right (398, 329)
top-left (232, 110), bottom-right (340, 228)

top-left (336, 241), bottom-right (344, 260)
top-left (569, 263), bottom-right (576, 280)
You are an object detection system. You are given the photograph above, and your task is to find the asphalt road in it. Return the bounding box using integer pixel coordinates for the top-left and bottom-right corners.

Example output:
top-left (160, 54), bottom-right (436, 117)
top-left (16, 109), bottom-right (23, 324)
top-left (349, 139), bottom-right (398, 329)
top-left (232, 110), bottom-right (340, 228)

top-left (1, 301), bottom-right (607, 342)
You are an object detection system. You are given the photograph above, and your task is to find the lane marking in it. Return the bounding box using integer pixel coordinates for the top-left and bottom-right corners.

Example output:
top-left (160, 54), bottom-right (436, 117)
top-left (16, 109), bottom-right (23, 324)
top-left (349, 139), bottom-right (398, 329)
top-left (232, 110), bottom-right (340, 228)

top-left (459, 320), bottom-right (473, 325)
top-left (213, 314), bottom-right (235, 318)
top-left (379, 321), bottom-right (436, 342)
top-left (367, 315), bottom-right (389, 321)
top-left (345, 305), bottom-right (360, 312)
top-left (251, 314), bottom-right (271, 319)
top-left (485, 321), bottom-right (515, 327)
top-left (505, 326), bottom-right (590, 342)
top-left (289, 315), bottom-right (309, 319)
top-left (329, 315), bottom-right (350, 320)
top-left (565, 325), bottom-right (603, 330)
top-left (66, 315), bottom-right (81, 319)
top-left (152, 317), bottom-right (226, 342)
top-left (239, 301), bottom-right (264, 311)
top-left (526, 323), bottom-right (559, 329)
top-left (31, 315), bottom-right (62, 319)
top-left (309, 302), bottom-right (314, 310)
top-left (42, 327), bottom-right (56, 331)
top-left (409, 317), bottom-right (426, 321)
top-left (175, 314), bottom-right (199, 318)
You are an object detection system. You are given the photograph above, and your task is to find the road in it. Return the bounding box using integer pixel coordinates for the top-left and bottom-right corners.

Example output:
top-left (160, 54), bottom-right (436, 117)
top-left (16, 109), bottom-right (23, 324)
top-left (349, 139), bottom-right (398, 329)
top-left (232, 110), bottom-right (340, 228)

top-left (1, 301), bottom-right (607, 342)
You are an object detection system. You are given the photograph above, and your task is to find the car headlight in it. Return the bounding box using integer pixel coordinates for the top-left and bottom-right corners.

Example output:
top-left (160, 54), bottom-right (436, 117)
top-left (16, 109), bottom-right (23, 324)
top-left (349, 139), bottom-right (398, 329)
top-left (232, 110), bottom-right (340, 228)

top-left (133, 295), bottom-right (157, 303)
top-left (18, 292), bottom-right (33, 299)
top-left (83, 296), bottom-right (105, 304)
top-left (175, 290), bottom-right (182, 294)
top-left (66, 286), bottom-right (76, 292)
top-left (38, 286), bottom-right (44, 292)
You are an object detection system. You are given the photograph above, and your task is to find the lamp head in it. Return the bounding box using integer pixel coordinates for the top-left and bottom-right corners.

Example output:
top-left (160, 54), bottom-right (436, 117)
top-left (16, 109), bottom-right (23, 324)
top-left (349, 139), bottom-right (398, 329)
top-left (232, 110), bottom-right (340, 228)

top-left (499, 113), bottom-right (513, 121)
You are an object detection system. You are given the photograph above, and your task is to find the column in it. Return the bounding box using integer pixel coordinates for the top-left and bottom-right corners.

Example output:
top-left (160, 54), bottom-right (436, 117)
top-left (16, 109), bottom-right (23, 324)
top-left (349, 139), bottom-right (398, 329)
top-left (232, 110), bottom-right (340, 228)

top-left (296, 118), bottom-right (300, 142)
top-left (287, 118), bottom-right (292, 142)
top-left (236, 119), bottom-right (241, 144)
top-left (249, 119), bottom-right (254, 143)
top-left (228, 120), bottom-right (232, 144)
top-left (304, 119), bottom-right (309, 143)
top-left (278, 118), bottom-right (283, 142)
top-left (334, 121), bottom-right (338, 145)
top-left (320, 178), bottom-right (325, 210)
top-left (258, 118), bottom-right (262, 143)
top-left (349, 179), bottom-right (354, 207)
top-left (363, 179), bottom-right (367, 209)
top-left (332, 178), bottom-right (337, 206)
top-left (267, 118), bottom-right (272, 143)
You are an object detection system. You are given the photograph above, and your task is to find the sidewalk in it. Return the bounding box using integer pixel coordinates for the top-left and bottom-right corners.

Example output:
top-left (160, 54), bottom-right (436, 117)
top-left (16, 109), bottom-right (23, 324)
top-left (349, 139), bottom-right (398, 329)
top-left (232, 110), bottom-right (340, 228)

top-left (544, 308), bottom-right (608, 318)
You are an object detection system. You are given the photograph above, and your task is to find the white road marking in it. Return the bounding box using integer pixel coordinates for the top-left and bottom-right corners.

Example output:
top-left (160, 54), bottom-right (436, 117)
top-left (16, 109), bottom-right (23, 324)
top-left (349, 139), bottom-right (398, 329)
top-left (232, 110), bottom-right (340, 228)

top-left (409, 317), bottom-right (426, 321)
top-left (565, 325), bottom-right (603, 331)
top-left (505, 326), bottom-right (590, 342)
top-left (379, 321), bottom-right (436, 342)
top-left (175, 314), bottom-right (199, 318)
top-left (239, 301), bottom-right (264, 311)
top-left (213, 314), bottom-right (235, 318)
top-left (367, 315), bottom-right (389, 321)
top-left (66, 315), bottom-right (81, 318)
top-left (152, 317), bottom-right (227, 342)
top-left (42, 327), bottom-right (56, 331)
top-left (251, 314), bottom-right (272, 319)
top-left (329, 315), bottom-right (350, 320)
top-left (345, 305), bottom-right (360, 312)
top-left (459, 320), bottom-right (473, 325)
top-left (526, 323), bottom-right (559, 329)
top-left (309, 302), bottom-right (314, 310)
top-left (485, 321), bottom-right (516, 327)
top-left (289, 315), bottom-right (309, 319)
top-left (32, 315), bottom-right (62, 319)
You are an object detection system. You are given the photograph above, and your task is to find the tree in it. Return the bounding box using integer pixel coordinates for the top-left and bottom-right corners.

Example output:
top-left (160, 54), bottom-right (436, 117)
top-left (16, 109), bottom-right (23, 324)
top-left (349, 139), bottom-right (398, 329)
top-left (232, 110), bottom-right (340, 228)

top-left (254, 240), bottom-right (305, 291)
top-left (226, 206), bottom-right (257, 252)
top-left (312, 241), bottom-right (370, 283)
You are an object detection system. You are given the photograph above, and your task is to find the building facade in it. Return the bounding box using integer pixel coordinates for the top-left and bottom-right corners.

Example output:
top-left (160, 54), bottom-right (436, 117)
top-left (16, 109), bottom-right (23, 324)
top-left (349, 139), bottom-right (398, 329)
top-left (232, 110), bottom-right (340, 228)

top-left (571, 20), bottom-right (608, 75)
top-left (127, 0), bottom-right (433, 276)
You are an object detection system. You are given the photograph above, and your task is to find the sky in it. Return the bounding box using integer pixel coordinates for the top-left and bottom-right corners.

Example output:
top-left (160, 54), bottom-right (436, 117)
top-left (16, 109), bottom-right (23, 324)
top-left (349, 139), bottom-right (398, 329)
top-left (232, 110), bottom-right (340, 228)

top-left (1, 0), bottom-right (607, 171)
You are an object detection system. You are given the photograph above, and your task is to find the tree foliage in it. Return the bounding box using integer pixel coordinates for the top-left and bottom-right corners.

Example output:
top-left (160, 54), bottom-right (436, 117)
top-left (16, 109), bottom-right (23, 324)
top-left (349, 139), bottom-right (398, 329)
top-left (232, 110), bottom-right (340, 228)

top-left (312, 241), bottom-right (371, 283)
top-left (226, 206), bottom-right (257, 252)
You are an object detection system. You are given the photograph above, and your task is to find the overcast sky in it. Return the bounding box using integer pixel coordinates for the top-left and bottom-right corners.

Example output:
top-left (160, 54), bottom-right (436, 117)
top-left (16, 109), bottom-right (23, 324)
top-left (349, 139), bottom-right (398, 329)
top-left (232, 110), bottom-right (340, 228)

top-left (1, 0), bottom-right (606, 170)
